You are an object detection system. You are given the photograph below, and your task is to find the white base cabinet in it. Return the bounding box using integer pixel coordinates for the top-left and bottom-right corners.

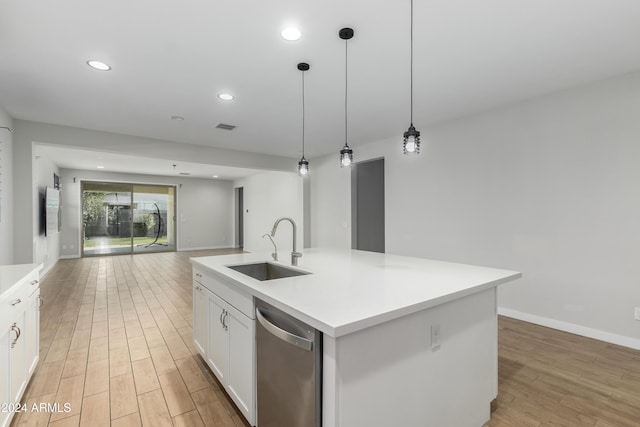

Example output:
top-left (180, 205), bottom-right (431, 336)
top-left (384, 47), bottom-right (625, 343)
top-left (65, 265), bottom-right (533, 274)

top-left (193, 266), bottom-right (256, 426)
top-left (0, 264), bottom-right (41, 427)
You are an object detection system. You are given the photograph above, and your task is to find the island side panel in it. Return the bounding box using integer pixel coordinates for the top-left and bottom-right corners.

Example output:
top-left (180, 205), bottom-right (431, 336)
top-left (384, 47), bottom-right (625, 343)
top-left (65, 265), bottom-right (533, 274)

top-left (323, 287), bottom-right (498, 427)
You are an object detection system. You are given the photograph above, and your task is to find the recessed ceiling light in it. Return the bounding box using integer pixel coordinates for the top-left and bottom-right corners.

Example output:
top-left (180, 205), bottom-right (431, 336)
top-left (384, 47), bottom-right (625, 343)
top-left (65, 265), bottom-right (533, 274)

top-left (212, 175), bottom-right (219, 179)
top-left (281, 27), bottom-right (301, 41)
top-left (170, 115), bottom-right (184, 121)
top-left (87, 60), bottom-right (112, 71)
top-left (96, 165), bottom-right (105, 169)
top-left (218, 93), bottom-right (234, 101)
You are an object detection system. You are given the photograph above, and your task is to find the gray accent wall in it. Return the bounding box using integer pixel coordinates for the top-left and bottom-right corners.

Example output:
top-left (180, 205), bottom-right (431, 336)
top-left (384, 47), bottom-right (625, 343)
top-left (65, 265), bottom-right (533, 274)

top-left (351, 158), bottom-right (385, 253)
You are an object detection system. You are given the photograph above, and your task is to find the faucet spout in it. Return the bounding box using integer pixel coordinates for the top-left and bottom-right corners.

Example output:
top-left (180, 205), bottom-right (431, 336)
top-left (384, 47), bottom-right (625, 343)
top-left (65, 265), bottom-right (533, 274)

top-left (270, 217), bottom-right (302, 266)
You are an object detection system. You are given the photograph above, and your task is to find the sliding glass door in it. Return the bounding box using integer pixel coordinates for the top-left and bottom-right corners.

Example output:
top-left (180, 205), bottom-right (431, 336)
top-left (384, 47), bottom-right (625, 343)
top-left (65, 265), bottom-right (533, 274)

top-left (82, 182), bottom-right (176, 256)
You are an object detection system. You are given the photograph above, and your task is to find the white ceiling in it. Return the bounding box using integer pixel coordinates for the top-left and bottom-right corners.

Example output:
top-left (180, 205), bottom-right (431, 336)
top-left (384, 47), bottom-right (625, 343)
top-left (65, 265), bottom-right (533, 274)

top-left (34, 145), bottom-right (264, 181)
top-left (2, 0), bottom-right (640, 172)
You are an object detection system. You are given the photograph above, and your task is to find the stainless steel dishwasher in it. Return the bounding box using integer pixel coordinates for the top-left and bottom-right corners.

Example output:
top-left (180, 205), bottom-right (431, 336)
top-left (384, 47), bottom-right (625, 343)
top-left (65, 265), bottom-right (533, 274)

top-left (255, 299), bottom-right (322, 427)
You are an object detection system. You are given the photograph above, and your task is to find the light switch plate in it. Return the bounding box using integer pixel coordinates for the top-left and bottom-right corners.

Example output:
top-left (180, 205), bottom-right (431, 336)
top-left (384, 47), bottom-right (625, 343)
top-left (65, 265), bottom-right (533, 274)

top-left (634, 307), bottom-right (640, 321)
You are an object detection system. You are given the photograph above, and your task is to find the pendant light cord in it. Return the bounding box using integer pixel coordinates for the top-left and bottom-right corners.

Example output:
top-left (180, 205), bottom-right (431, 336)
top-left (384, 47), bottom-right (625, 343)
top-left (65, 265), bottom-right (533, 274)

top-left (302, 70), bottom-right (305, 158)
top-left (345, 38), bottom-right (348, 145)
top-left (410, 0), bottom-right (414, 126)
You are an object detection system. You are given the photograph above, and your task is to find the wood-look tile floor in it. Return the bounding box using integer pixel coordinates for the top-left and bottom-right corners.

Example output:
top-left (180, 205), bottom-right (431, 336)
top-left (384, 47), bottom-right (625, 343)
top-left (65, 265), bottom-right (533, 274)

top-left (12, 249), bottom-right (248, 427)
top-left (485, 317), bottom-right (640, 427)
top-left (11, 250), bottom-right (640, 426)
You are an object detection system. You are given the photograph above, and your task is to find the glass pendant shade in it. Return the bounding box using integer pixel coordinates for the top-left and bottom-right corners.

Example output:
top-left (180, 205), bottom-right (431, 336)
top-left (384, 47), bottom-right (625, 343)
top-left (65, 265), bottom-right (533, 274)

top-left (403, 124), bottom-right (420, 155)
top-left (298, 157), bottom-right (309, 176)
top-left (339, 144), bottom-right (353, 167)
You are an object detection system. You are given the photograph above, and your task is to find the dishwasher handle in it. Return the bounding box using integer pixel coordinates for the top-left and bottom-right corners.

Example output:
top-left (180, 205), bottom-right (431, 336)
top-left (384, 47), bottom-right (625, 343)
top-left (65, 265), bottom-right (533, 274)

top-left (256, 308), bottom-right (313, 352)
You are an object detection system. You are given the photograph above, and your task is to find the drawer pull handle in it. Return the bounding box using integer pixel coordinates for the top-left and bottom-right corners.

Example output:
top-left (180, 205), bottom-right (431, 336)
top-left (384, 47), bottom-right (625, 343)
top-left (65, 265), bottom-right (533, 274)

top-left (10, 323), bottom-right (21, 348)
top-left (38, 296), bottom-right (45, 307)
top-left (31, 280), bottom-right (39, 286)
top-left (11, 298), bottom-right (22, 306)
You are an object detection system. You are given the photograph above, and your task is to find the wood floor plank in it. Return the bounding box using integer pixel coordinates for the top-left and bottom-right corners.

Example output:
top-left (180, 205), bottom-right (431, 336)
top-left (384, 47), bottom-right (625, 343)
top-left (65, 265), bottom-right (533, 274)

top-left (149, 344), bottom-right (176, 375)
top-left (110, 373), bottom-right (138, 420)
top-left (87, 336), bottom-right (109, 363)
top-left (173, 409), bottom-right (205, 427)
top-left (83, 359), bottom-right (110, 396)
top-left (131, 357), bottom-right (160, 395)
top-left (25, 361), bottom-right (65, 398)
top-left (49, 374), bottom-right (84, 422)
top-left (13, 392), bottom-right (55, 427)
top-left (79, 391), bottom-right (110, 427)
top-left (191, 387), bottom-right (236, 427)
top-left (157, 369), bottom-right (196, 416)
top-left (127, 336), bottom-right (151, 361)
top-left (61, 347), bottom-right (89, 379)
top-left (109, 346), bottom-right (132, 377)
top-left (69, 329), bottom-right (91, 351)
top-left (137, 389), bottom-right (173, 427)
top-left (48, 414), bottom-right (80, 427)
top-left (175, 356), bottom-right (210, 393)
top-left (111, 412), bottom-right (142, 427)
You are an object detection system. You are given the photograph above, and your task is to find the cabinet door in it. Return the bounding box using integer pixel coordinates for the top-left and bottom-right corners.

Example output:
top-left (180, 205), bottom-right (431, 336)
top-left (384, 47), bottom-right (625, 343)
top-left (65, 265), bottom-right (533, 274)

top-left (9, 310), bottom-right (27, 404)
top-left (0, 325), bottom-right (11, 427)
top-left (226, 305), bottom-right (256, 425)
top-left (207, 293), bottom-right (228, 384)
top-left (193, 283), bottom-right (208, 357)
top-left (25, 288), bottom-right (40, 376)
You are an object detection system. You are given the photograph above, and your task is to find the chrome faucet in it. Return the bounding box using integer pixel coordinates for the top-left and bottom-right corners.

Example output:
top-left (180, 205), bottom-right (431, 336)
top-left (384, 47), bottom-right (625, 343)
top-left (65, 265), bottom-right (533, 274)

top-left (271, 217), bottom-right (302, 266)
top-left (262, 233), bottom-right (278, 261)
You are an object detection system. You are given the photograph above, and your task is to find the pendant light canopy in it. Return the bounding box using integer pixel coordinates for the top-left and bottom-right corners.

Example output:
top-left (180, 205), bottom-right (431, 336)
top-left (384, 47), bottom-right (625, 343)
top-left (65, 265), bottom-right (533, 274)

top-left (339, 27), bottom-right (354, 167)
top-left (403, 0), bottom-right (421, 155)
top-left (297, 62), bottom-right (310, 176)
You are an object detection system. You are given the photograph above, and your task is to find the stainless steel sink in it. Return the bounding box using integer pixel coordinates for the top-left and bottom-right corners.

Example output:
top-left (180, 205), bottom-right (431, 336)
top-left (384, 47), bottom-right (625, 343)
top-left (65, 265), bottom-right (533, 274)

top-left (226, 262), bottom-right (311, 281)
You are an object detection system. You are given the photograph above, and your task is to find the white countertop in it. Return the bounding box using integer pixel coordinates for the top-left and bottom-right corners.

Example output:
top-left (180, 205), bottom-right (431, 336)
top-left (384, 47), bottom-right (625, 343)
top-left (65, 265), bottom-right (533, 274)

top-left (191, 249), bottom-right (521, 338)
top-left (0, 264), bottom-right (42, 296)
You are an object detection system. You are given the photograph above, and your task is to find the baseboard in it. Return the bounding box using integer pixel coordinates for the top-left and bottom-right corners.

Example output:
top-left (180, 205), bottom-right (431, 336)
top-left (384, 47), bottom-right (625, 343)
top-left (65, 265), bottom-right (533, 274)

top-left (498, 307), bottom-right (640, 350)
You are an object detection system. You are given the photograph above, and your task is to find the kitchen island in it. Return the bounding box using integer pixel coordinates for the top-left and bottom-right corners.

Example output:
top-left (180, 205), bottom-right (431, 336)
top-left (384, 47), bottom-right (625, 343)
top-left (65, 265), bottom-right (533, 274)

top-left (191, 249), bottom-right (521, 427)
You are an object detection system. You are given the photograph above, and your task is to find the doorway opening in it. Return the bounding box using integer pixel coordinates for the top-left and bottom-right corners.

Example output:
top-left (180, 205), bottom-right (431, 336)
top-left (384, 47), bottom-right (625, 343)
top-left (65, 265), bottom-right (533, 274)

top-left (81, 182), bottom-right (176, 256)
top-left (235, 187), bottom-right (244, 249)
top-left (351, 158), bottom-right (385, 253)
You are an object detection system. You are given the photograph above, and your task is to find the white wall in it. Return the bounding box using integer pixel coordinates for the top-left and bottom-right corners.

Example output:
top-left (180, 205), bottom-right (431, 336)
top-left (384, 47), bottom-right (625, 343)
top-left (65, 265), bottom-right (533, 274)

top-left (0, 108), bottom-right (14, 265)
top-left (234, 171), bottom-right (304, 256)
top-left (58, 168), bottom-right (235, 257)
top-left (12, 120), bottom-right (295, 264)
top-left (33, 152), bottom-right (60, 273)
top-left (310, 71), bottom-right (640, 348)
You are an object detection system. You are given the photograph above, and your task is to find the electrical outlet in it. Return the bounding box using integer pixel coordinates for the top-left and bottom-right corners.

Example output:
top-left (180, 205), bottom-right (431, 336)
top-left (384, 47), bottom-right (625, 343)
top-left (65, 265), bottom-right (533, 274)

top-left (431, 324), bottom-right (441, 351)
top-left (634, 307), bottom-right (640, 321)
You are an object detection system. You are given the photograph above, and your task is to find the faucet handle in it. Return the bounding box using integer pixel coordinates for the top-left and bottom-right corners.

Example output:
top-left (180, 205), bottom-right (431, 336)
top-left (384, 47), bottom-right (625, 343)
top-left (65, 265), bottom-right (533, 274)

top-left (271, 252), bottom-right (278, 261)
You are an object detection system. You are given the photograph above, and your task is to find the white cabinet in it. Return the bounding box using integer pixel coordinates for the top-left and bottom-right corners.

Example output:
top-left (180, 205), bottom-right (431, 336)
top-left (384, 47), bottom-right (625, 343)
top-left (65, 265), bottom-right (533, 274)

top-left (26, 287), bottom-right (40, 377)
top-left (192, 283), bottom-right (209, 356)
top-left (0, 264), bottom-right (41, 427)
top-left (192, 266), bottom-right (256, 426)
top-left (206, 292), bottom-right (228, 382)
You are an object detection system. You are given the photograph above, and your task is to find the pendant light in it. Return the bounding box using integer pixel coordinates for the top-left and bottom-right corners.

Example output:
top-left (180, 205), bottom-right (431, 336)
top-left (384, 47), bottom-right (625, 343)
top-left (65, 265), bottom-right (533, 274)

top-left (339, 27), bottom-right (354, 167)
top-left (403, 0), bottom-right (421, 155)
top-left (297, 62), bottom-right (310, 176)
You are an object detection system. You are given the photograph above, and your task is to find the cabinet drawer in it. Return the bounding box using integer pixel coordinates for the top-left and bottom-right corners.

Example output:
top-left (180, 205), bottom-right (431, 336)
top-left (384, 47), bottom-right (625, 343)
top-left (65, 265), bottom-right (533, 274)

top-left (1, 286), bottom-right (30, 327)
top-left (193, 267), bottom-right (253, 319)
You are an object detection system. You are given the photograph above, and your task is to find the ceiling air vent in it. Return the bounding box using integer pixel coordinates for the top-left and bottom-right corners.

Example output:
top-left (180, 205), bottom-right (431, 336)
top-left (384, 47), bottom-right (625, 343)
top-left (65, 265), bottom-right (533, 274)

top-left (216, 123), bottom-right (236, 130)
top-left (179, 172), bottom-right (191, 176)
